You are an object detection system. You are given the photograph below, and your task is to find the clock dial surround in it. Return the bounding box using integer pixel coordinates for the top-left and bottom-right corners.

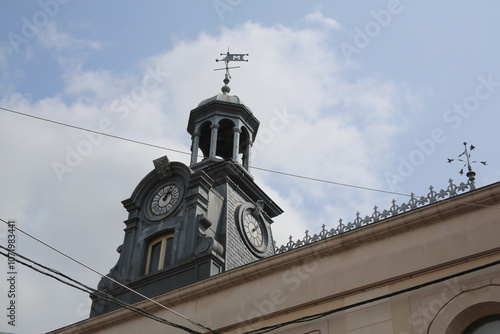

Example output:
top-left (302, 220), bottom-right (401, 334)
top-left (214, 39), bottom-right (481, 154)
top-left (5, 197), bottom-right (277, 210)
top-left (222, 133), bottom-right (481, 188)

top-left (146, 181), bottom-right (183, 220)
top-left (235, 202), bottom-right (270, 257)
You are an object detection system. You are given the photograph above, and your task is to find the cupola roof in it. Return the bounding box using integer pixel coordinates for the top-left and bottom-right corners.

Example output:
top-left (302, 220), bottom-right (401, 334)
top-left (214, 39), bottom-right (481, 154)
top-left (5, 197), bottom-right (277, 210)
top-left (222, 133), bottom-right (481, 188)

top-left (197, 92), bottom-right (243, 107)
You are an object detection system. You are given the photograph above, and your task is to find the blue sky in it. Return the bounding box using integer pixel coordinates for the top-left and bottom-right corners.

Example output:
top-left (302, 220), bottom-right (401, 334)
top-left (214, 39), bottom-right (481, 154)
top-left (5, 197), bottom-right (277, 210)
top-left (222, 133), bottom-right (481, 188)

top-left (1, 1), bottom-right (500, 333)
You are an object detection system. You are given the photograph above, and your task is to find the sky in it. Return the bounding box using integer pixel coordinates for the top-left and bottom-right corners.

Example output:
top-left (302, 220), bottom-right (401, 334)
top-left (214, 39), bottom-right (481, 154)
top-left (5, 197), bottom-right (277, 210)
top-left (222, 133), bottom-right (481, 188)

top-left (0, 1), bottom-right (500, 333)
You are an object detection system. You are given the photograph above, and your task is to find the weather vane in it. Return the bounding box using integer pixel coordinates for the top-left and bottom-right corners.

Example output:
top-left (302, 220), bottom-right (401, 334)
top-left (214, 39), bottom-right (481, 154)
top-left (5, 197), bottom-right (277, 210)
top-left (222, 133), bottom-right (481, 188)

top-left (447, 142), bottom-right (487, 189)
top-left (215, 48), bottom-right (249, 94)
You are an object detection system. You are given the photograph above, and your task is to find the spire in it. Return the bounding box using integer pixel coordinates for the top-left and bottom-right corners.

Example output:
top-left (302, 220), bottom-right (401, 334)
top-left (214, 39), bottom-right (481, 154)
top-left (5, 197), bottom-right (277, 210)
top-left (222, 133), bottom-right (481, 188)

top-left (447, 142), bottom-right (488, 190)
top-left (215, 48), bottom-right (248, 94)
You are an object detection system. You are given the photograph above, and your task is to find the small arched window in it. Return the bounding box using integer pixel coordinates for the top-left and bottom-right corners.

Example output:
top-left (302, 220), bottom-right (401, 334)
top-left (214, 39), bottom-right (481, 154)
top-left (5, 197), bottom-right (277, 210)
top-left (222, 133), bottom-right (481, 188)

top-left (145, 233), bottom-right (174, 275)
top-left (463, 314), bottom-right (500, 334)
top-left (216, 119), bottom-right (236, 159)
top-left (198, 121), bottom-right (213, 159)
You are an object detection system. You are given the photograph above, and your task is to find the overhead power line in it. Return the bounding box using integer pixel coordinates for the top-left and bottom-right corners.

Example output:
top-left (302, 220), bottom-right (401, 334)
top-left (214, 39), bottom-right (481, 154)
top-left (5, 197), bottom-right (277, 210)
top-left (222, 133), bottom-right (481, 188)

top-left (0, 218), bottom-right (216, 334)
top-left (0, 106), bottom-right (190, 156)
top-left (250, 165), bottom-right (410, 197)
top-left (0, 105), bottom-right (410, 198)
top-left (0, 244), bottom-right (205, 334)
top-left (241, 258), bottom-right (500, 334)
top-left (2, 105), bottom-right (499, 210)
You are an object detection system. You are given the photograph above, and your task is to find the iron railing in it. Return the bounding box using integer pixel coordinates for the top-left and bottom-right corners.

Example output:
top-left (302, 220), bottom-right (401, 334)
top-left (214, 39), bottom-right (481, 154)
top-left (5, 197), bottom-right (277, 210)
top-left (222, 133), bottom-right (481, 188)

top-left (274, 179), bottom-right (473, 254)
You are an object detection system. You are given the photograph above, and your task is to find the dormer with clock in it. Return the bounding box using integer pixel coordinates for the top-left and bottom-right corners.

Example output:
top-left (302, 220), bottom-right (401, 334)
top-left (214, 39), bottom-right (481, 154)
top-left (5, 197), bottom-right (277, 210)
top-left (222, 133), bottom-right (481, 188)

top-left (90, 54), bottom-right (283, 317)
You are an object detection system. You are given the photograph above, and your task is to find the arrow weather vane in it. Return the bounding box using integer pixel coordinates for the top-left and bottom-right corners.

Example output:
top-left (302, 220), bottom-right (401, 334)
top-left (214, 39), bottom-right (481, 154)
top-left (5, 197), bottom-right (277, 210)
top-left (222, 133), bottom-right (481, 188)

top-left (447, 142), bottom-right (487, 189)
top-left (215, 48), bottom-right (249, 94)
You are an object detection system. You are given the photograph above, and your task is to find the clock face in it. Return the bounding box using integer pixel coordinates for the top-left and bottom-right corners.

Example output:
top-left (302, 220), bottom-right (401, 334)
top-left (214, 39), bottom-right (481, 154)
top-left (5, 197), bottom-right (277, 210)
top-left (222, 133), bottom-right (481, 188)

top-left (148, 184), bottom-right (181, 219)
top-left (235, 203), bottom-right (270, 257)
top-left (243, 213), bottom-right (264, 249)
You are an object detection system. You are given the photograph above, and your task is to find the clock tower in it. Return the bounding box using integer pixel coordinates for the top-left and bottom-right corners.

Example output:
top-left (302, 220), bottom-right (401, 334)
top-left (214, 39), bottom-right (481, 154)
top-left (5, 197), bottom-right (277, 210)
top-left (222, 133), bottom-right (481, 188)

top-left (90, 55), bottom-right (283, 317)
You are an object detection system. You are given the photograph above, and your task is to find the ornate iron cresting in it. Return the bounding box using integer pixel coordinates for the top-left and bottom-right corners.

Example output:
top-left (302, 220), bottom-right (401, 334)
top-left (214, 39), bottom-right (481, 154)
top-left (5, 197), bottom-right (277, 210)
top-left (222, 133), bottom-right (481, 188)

top-left (274, 179), bottom-right (474, 254)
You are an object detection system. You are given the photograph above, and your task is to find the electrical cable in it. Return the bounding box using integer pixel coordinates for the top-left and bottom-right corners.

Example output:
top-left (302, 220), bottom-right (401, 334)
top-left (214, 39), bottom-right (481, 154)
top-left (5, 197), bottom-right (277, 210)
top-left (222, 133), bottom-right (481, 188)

top-left (0, 105), bottom-right (411, 198)
top-left (3, 105), bottom-right (498, 207)
top-left (248, 164), bottom-right (410, 197)
top-left (0, 218), bottom-right (216, 334)
top-left (0, 246), bottom-right (91, 295)
top-left (3, 104), bottom-right (500, 210)
top-left (0, 246), bottom-right (204, 334)
top-left (240, 258), bottom-right (500, 334)
top-left (0, 106), bottom-right (190, 157)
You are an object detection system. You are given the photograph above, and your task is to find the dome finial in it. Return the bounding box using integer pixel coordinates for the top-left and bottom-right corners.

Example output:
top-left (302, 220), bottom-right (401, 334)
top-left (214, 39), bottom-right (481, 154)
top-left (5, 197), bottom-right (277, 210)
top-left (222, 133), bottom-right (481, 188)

top-left (221, 74), bottom-right (231, 94)
top-left (215, 48), bottom-right (249, 95)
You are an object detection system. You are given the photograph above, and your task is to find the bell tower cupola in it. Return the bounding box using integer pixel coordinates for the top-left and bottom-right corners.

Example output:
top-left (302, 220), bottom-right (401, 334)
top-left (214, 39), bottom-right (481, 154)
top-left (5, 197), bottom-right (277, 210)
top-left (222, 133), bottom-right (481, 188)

top-left (188, 51), bottom-right (257, 171)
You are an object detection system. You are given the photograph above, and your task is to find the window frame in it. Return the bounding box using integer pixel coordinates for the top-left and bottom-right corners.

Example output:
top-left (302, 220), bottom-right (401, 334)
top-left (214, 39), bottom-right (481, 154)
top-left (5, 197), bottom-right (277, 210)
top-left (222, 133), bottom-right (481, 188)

top-left (145, 233), bottom-right (174, 275)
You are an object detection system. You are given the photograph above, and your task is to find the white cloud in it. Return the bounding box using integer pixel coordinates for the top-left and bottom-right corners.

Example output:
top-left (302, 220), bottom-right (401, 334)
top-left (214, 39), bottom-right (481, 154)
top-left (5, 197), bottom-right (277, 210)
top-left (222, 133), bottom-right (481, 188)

top-left (0, 43), bottom-right (10, 69)
top-left (36, 23), bottom-right (110, 101)
top-left (38, 22), bottom-right (103, 53)
top-left (302, 11), bottom-right (341, 30)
